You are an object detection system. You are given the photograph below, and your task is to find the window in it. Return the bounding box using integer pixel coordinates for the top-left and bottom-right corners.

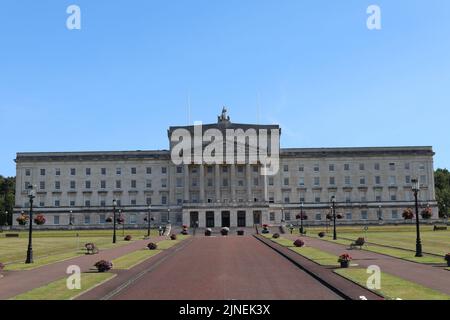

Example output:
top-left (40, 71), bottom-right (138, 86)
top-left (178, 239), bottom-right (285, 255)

top-left (345, 192), bottom-right (351, 203)
top-left (100, 200), bottom-right (106, 207)
top-left (101, 180), bottom-right (106, 189)
top-left (39, 201), bottom-right (45, 207)
top-left (360, 176), bottom-right (366, 185)
top-left (146, 180), bottom-right (152, 188)
top-left (237, 166), bottom-right (244, 173)
top-left (70, 201), bottom-right (76, 207)
top-left (392, 210), bottom-right (399, 219)
top-left (116, 168), bottom-right (121, 175)
top-left (131, 199), bottom-right (137, 205)
top-left (25, 181), bottom-right (31, 190)
top-left (222, 178), bottom-right (228, 187)
top-left (344, 164), bottom-right (350, 171)
top-left (54, 200), bottom-right (60, 207)
top-left (284, 197), bottom-right (290, 204)
top-left (162, 167), bottom-right (167, 174)
top-left (40, 181), bottom-right (45, 190)
top-left (55, 181), bottom-right (60, 190)
top-left (54, 216), bottom-right (60, 225)
top-left (315, 214), bottom-right (322, 221)
top-left (361, 211), bottom-right (368, 220)
top-left (329, 164), bottom-right (335, 171)
top-left (146, 197), bottom-right (152, 205)
top-left (299, 165), bottom-right (304, 172)
top-left (86, 168), bottom-right (91, 175)
top-left (389, 163), bottom-right (395, 171)
top-left (85, 181), bottom-right (91, 189)
top-left (207, 166), bottom-right (213, 174)
top-left (359, 163), bottom-right (365, 171)
top-left (268, 177), bottom-right (274, 186)
top-left (101, 168), bottom-right (106, 175)
top-left (254, 178), bottom-right (259, 186)
top-left (131, 167), bottom-right (137, 174)
top-left (253, 166), bottom-right (259, 173)
top-left (25, 169), bottom-right (31, 176)
top-left (405, 163), bottom-right (410, 170)
top-left (329, 177), bottom-right (335, 185)
top-left (40, 169), bottom-right (46, 176)
top-left (161, 179), bottom-right (167, 188)
top-left (389, 176), bottom-right (397, 185)
top-left (207, 178), bottom-right (213, 187)
top-left (299, 177), bottom-right (305, 186)
top-left (238, 179), bottom-right (244, 187)
top-left (270, 212), bottom-right (275, 221)
top-left (99, 214), bottom-right (106, 224)
top-left (161, 196), bottom-right (167, 205)
top-left (374, 163), bottom-right (380, 170)
top-left (313, 164), bottom-right (320, 172)
top-left (85, 200), bottom-right (91, 207)
top-left (55, 168), bottom-right (60, 176)
top-left (176, 166), bottom-right (183, 174)
top-left (375, 176), bottom-right (381, 185)
top-left (283, 178), bottom-right (289, 186)
top-left (419, 163), bottom-right (426, 170)
top-left (420, 175), bottom-right (427, 184)
top-left (84, 215), bottom-right (91, 224)
top-left (70, 168), bottom-right (76, 176)
top-left (131, 180), bottom-right (137, 188)
top-left (314, 177), bottom-right (320, 186)
top-left (405, 176), bottom-right (411, 184)
top-left (283, 165), bottom-right (289, 172)
top-left (116, 180), bottom-right (122, 189)
top-left (345, 176), bottom-right (351, 186)
top-left (285, 212), bottom-right (291, 221)
top-left (346, 213), bottom-right (352, 220)
top-left (222, 166), bottom-right (228, 173)
top-left (390, 193), bottom-right (397, 201)
top-left (146, 167), bottom-right (152, 174)
top-left (176, 178), bottom-right (183, 188)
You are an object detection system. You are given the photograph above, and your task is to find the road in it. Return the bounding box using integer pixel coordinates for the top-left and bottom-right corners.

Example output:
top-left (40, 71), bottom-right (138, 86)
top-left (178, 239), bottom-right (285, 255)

top-left (108, 236), bottom-right (343, 300)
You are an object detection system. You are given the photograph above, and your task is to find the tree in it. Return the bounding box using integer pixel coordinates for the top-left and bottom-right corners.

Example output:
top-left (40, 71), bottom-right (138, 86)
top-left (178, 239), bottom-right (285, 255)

top-left (435, 169), bottom-right (450, 218)
top-left (0, 176), bottom-right (15, 225)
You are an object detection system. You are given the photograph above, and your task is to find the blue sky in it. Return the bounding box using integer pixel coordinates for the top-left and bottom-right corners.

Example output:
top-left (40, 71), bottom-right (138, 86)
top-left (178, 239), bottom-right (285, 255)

top-left (1, 0), bottom-right (449, 177)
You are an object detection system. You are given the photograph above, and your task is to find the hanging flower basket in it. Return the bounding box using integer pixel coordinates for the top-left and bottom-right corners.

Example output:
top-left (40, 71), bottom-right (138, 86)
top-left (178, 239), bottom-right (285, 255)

top-left (105, 217), bottom-right (113, 223)
top-left (326, 214), bottom-right (333, 220)
top-left (33, 214), bottom-right (46, 225)
top-left (402, 208), bottom-right (414, 220)
top-left (117, 217), bottom-right (125, 225)
top-left (16, 214), bottom-right (29, 226)
top-left (338, 253), bottom-right (352, 268)
top-left (336, 214), bottom-right (343, 220)
top-left (421, 208), bottom-right (433, 220)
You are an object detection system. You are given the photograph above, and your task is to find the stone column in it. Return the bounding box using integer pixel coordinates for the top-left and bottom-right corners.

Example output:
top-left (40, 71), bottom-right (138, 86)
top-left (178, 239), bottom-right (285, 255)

top-left (184, 164), bottom-right (189, 203)
top-left (215, 165), bottom-right (221, 202)
top-left (246, 164), bottom-right (252, 202)
top-left (199, 164), bottom-right (205, 203)
top-left (230, 164), bottom-right (236, 202)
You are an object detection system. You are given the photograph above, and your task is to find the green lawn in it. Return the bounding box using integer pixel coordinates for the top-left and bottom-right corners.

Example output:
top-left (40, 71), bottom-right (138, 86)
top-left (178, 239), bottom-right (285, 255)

top-left (112, 249), bottom-right (161, 270)
top-left (335, 268), bottom-right (450, 300)
top-left (0, 229), bottom-right (159, 269)
top-left (11, 273), bottom-right (116, 300)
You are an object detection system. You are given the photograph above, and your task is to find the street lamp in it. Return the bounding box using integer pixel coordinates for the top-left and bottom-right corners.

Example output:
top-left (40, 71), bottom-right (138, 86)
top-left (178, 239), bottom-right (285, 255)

top-left (167, 208), bottom-right (171, 224)
top-left (281, 206), bottom-right (285, 224)
top-left (299, 202), bottom-right (304, 235)
top-left (147, 205), bottom-right (152, 237)
top-left (119, 209), bottom-right (125, 236)
top-left (25, 185), bottom-right (36, 264)
top-left (331, 196), bottom-right (337, 240)
top-left (69, 210), bottom-right (73, 226)
top-left (411, 178), bottom-right (423, 257)
top-left (112, 199), bottom-right (117, 244)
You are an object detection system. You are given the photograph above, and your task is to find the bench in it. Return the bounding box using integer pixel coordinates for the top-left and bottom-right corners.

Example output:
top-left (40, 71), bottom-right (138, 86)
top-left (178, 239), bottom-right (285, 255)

top-left (350, 238), bottom-right (365, 250)
top-left (5, 233), bottom-right (19, 238)
top-left (433, 225), bottom-right (448, 231)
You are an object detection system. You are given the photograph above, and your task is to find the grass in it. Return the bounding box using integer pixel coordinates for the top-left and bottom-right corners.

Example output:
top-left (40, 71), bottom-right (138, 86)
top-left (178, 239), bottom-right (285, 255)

top-left (11, 273), bottom-right (116, 300)
top-left (112, 234), bottom-right (190, 270)
top-left (112, 249), bottom-right (161, 270)
top-left (0, 229), bottom-right (159, 270)
top-left (335, 268), bottom-right (450, 300)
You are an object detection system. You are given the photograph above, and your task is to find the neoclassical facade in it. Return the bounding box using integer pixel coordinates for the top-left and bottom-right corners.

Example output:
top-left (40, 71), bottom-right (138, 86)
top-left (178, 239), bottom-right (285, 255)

top-left (14, 110), bottom-right (438, 228)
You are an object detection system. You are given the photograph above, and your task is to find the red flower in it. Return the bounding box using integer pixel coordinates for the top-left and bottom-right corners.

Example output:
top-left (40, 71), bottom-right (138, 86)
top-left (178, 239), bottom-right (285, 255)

top-left (402, 208), bottom-right (414, 220)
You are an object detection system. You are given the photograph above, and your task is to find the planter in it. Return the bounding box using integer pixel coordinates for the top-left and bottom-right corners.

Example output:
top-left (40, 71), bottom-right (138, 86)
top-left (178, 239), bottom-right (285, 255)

top-left (237, 230), bottom-right (244, 236)
top-left (221, 230), bottom-right (229, 236)
top-left (318, 232), bottom-right (325, 238)
top-left (205, 228), bottom-right (212, 236)
top-left (447, 260), bottom-right (450, 267)
top-left (340, 261), bottom-right (350, 268)
top-left (261, 229), bottom-right (270, 234)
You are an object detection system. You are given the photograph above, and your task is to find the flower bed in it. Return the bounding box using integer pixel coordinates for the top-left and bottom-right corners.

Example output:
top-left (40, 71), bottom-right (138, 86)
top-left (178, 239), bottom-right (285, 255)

top-left (33, 214), bottom-right (46, 225)
top-left (272, 233), bottom-right (280, 239)
top-left (147, 243), bottom-right (158, 250)
top-left (16, 214), bottom-right (29, 226)
top-left (293, 239), bottom-right (305, 247)
top-left (94, 260), bottom-right (113, 272)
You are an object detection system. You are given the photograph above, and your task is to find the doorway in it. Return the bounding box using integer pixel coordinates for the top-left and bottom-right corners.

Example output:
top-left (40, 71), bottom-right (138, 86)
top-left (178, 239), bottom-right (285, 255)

top-left (237, 211), bottom-right (246, 227)
top-left (190, 212), bottom-right (199, 228)
top-left (253, 211), bottom-right (262, 225)
top-left (206, 211), bottom-right (215, 228)
top-left (221, 211), bottom-right (230, 227)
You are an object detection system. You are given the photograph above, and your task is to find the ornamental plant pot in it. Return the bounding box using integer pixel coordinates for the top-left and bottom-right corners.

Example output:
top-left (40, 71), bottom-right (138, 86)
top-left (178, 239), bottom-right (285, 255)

top-left (221, 228), bottom-right (229, 236)
top-left (124, 235), bottom-right (132, 241)
top-left (147, 243), bottom-right (158, 250)
top-left (237, 230), bottom-right (244, 236)
top-left (318, 232), bottom-right (326, 238)
top-left (272, 233), bottom-right (280, 239)
top-left (205, 229), bottom-right (212, 236)
top-left (340, 261), bottom-right (350, 268)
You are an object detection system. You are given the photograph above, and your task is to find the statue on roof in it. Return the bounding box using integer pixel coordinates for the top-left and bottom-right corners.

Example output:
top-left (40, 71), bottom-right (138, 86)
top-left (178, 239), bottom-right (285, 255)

top-left (218, 106), bottom-right (230, 123)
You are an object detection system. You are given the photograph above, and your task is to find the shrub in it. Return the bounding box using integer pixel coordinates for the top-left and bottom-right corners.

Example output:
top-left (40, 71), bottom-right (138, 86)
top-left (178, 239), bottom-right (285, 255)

top-left (272, 233), bottom-right (280, 239)
top-left (402, 208), bottom-right (414, 220)
top-left (338, 253), bottom-right (352, 263)
top-left (170, 234), bottom-right (177, 240)
top-left (444, 253), bottom-right (450, 262)
top-left (33, 214), bottom-right (46, 225)
top-left (293, 239), bottom-right (305, 247)
top-left (85, 243), bottom-right (98, 254)
top-left (94, 260), bottom-right (113, 272)
top-left (326, 214), bottom-right (332, 220)
top-left (124, 235), bottom-right (132, 241)
top-left (147, 242), bottom-right (158, 250)
top-left (318, 232), bottom-right (326, 238)
top-left (221, 227), bottom-right (229, 236)
top-left (355, 237), bottom-right (365, 246)
top-left (16, 214), bottom-right (29, 225)
top-left (421, 207), bottom-right (433, 219)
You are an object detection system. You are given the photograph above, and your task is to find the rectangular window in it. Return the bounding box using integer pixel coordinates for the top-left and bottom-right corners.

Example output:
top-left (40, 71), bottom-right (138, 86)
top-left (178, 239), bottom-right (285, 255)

top-left (238, 180), bottom-right (244, 187)
top-left (85, 181), bottom-right (91, 189)
top-left (40, 181), bottom-right (45, 190)
top-left (54, 200), bottom-right (60, 207)
top-left (131, 199), bottom-right (137, 205)
top-left (329, 177), bottom-right (335, 185)
top-left (420, 175), bottom-right (427, 184)
top-left (361, 211), bottom-right (368, 220)
top-left (55, 168), bottom-right (60, 176)
top-left (86, 168), bottom-right (91, 176)
top-left (375, 176), bottom-right (381, 185)
top-left (389, 176), bottom-right (397, 185)
top-left (176, 178), bottom-right (183, 188)
top-left (359, 163), bottom-right (365, 171)
top-left (131, 167), bottom-right (137, 174)
top-left (40, 169), bottom-right (46, 176)
top-left (283, 178), bottom-right (289, 186)
top-left (329, 164), bottom-right (335, 171)
top-left (299, 177), bottom-right (305, 186)
top-left (131, 180), bottom-right (137, 188)
top-left (315, 213), bottom-right (322, 221)
top-left (268, 177), bottom-right (274, 186)
top-left (344, 164), bottom-right (350, 171)
top-left (392, 210), bottom-right (399, 219)
top-left (389, 163), bottom-right (395, 171)
top-left (405, 163), bottom-right (410, 170)
top-left (270, 212), bottom-right (275, 221)
top-left (314, 177), bottom-right (320, 186)
top-left (223, 178), bottom-right (228, 187)
top-left (116, 168), bottom-right (121, 175)
top-left (84, 215), bottom-right (90, 224)
top-left (374, 163), bottom-right (380, 170)
top-left (146, 197), bottom-right (152, 205)
top-left (207, 178), bottom-right (213, 187)
top-left (85, 200), bottom-right (91, 207)
top-left (161, 196), bottom-right (167, 205)
top-left (99, 214), bottom-right (106, 224)
top-left (360, 176), bottom-right (366, 185)
top-left (146, 180), bottom-right (152, 188)
top-left (101, 180), bottom-right (106, 189)
top-left (116, 180), bottom-right (122, 189)
top-left (71, 168), bottom-right (76, 176)
top-left (54, 216), bottom-right (60, 225)
top-left (101, 168), bottom-right (106, 175)
top-left (345, 176), bottom-right (351, 186)
top-left (25, 169), bottom-right (31, 176)
top-left (70, 201), bottom-right (75, 207)
top-left (100, 200), bottom-right (106, 207)
top-left (346, 213), bottom-right (352, 220)
top-left (161, 179), bottom-right (167, 188)
top-left (283, 165), bottom-right (289, 172)
top-left (146, 167), bottom-right (152, 174)
top-left (237, 166), bottom-right (244, 173)
top-left (314, 164), bottom-right (320, 172)
top-left (405, 176), bottom-right (411, 184)
top-left (55, 181), bottom-right (60, 190)
top-left (162, 167), bottom-right (167, 174)
top-left (222, 166), bottom-right (228, 173)
top-left (176, 166), bottom-right (183, 174)
top-left (254, 178), bottom-right (259, 186)
top-left (299, 165), bottom-right (304, 172)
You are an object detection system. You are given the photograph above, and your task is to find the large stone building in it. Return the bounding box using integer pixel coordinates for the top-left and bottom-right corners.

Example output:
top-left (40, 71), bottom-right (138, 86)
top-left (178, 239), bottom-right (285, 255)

top-left (14, 109), bottom-right (438, 228)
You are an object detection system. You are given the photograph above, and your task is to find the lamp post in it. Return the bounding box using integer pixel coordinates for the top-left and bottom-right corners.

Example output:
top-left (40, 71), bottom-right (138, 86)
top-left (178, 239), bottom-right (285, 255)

top-left (25, 185), bottom-right (36, 264)
top-left (147, 205), bottom-right (152, 238)
top-left (167, 208), bottom-right (171, 224)
top-left (331, 196), bottom-right (337, 240)
top-left (281, 206), bottom-right (285, 224)
top-left (119, 209), bottom-right (125, 236)
top-left (69, 210), bottom-right (73, 226)
top-left (299, 202), bottom-right (304, 235)
top-left (112, 199), bottom-right (117, 244)
top-left (412, 178), bottom-right (423, 257)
